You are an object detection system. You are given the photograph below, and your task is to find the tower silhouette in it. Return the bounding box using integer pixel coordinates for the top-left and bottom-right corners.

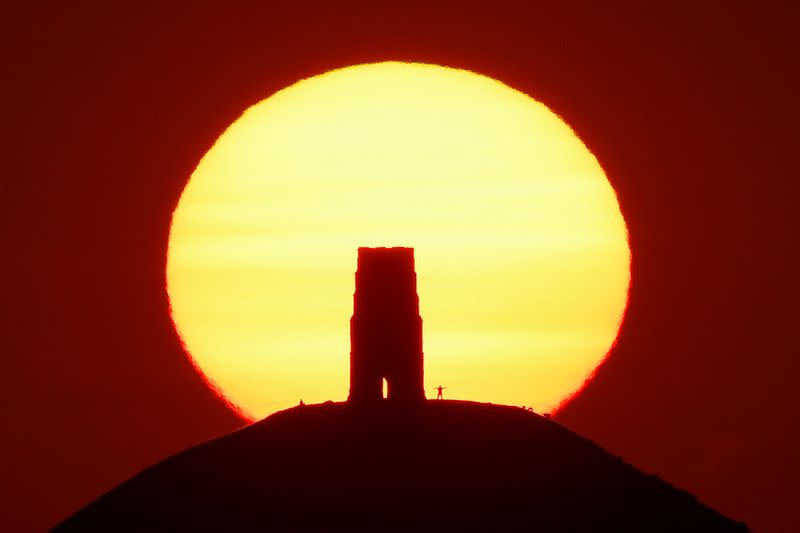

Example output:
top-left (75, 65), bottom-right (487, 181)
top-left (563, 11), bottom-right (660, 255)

top-left (348, 247), bottom-right (425, 403)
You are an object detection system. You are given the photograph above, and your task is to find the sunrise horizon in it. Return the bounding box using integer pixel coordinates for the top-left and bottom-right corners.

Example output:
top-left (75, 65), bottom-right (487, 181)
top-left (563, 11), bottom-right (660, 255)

top-left (6, 4), bottom-right (794, 531)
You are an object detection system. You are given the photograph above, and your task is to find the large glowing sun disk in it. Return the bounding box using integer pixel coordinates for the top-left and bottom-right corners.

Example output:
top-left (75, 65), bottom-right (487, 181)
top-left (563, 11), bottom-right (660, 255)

top-left (167, 62), bottom-right (630, 420)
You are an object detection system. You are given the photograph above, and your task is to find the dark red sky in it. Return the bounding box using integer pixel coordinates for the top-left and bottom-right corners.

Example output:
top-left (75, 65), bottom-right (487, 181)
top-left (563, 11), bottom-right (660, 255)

top-left (2, 3), bottom-right (798, 531)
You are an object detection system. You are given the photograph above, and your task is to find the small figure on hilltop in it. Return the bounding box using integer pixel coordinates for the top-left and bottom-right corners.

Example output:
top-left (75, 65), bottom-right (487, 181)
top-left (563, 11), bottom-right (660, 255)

top-left (434, 385), bottom-right (447, 400)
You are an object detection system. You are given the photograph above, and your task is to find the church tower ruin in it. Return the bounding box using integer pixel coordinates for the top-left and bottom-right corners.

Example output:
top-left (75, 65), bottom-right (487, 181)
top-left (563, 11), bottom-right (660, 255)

top-left (348, 247), bottom-right (425, 403)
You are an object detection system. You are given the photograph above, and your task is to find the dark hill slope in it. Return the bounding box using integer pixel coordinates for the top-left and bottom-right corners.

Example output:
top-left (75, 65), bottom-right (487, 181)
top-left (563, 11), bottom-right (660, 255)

top-left (55, 401), bottom-right (747, 532)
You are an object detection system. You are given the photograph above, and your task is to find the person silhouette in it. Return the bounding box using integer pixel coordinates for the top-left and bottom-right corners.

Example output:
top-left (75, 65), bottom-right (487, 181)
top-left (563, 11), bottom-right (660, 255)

top-left (435, 385), bottom-right (447, 400)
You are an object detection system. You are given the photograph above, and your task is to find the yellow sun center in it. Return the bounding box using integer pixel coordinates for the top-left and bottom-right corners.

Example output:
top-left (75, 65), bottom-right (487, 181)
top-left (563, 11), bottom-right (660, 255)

top-left (167, 62), bottom-right (630, 419)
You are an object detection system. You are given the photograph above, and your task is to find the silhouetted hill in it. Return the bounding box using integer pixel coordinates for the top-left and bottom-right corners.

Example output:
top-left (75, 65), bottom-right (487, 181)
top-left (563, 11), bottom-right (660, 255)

top-left (55, 401), bottom-right (747, 532)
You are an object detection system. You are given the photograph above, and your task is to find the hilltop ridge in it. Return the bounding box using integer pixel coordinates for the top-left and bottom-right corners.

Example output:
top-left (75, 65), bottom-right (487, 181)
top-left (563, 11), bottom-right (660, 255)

top-left (55, 400), bottom-right (747, 532)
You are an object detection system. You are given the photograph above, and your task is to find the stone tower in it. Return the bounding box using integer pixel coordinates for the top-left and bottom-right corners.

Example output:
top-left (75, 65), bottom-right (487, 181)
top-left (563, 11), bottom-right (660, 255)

top-left (348, 247), bottom-right (425, 403)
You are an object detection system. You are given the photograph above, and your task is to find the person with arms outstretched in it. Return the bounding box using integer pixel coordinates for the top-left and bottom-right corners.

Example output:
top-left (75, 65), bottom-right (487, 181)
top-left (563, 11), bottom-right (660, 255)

top-left (434, 385), bottom-right (447, 400)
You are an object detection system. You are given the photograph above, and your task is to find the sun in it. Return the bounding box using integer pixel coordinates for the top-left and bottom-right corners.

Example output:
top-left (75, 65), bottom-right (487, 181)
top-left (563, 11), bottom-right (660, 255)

top-left (166, 62), bottom-right (630, 420)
